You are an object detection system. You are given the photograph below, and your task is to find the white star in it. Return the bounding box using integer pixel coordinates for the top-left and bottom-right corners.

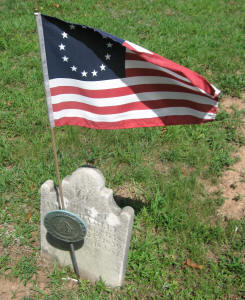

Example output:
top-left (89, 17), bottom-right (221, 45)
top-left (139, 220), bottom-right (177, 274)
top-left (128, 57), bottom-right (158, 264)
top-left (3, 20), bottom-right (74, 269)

top-left (106, 42), bottom-right (113, 48)
top-left (105, 53), bottom-right (111, 60)
top-left (58, 43), bottom-right (65, 50)
top-left (91, 70), bottom-right (98, 77)
top-left (69, 24), bottom-right (75, 30)
top-left (81, 70), bottom-right (87, 77)
top-left (61, 32), bottom-right (68, 39)
top-left (62, 56), bottom-right (69, 62)
top-left (100, 64), bottom-right (106, 71)
top-left (71, 66), bottom-right (77, 72)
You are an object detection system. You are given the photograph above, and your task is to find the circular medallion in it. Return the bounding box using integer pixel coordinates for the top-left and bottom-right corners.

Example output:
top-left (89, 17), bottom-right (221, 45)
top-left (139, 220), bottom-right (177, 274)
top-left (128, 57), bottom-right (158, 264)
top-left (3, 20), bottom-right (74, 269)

top-left (44, 210), bottom-right (87, 243)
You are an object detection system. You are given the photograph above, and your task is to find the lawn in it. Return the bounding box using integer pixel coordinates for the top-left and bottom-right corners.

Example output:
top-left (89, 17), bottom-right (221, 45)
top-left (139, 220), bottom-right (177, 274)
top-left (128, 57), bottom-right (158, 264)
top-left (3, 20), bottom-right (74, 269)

top-left (0, 0), bottom-right (245, 299)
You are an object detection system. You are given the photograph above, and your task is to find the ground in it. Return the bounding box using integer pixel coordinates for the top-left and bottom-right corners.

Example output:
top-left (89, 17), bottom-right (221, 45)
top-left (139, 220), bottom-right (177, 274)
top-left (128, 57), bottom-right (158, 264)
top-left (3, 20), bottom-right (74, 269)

top-left (217, 93), bottom-right (245, 220)
top-left (0, 94), bottom-right (244, 299)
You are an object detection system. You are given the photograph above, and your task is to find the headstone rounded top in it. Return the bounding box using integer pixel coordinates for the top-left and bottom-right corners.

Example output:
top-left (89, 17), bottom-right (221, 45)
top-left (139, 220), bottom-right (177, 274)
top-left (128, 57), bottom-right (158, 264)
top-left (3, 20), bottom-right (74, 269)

top-left (73, 167), bottom-right (105, 189)
top-left (44, 210), bottom-right (87, 243)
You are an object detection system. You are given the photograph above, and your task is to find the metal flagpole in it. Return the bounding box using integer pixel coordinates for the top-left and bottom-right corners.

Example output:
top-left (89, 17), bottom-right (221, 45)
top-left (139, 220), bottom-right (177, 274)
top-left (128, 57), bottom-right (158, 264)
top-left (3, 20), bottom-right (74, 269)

top-left (35, 11), bottom-right (87, 279)
top-left (34, 11), bottom-right (65, 210)
top-left (50, 128), bottom-right (65, 210)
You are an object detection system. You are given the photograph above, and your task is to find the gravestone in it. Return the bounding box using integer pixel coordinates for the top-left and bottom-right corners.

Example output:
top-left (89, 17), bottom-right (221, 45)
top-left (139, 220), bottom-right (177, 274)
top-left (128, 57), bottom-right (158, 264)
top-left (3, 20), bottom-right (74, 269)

top-left (40, 167), bottom-right (134, 287)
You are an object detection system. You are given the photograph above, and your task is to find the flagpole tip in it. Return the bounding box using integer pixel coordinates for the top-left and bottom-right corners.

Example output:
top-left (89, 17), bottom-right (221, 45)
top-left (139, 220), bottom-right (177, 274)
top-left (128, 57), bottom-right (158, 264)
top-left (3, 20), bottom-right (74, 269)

top-left (34, 8), bottom-right (40, 15)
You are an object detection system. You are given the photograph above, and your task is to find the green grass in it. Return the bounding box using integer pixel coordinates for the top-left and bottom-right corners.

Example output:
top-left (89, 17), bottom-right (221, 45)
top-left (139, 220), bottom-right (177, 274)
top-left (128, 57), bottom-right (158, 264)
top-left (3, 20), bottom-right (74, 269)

top-left (0, 0), bottom-right (245, 299)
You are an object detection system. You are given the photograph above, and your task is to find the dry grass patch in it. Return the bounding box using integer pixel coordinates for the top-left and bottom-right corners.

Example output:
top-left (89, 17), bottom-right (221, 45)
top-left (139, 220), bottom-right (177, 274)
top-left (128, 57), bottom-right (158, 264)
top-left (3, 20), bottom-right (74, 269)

top-left (215, 94), bottom-right (245, 220)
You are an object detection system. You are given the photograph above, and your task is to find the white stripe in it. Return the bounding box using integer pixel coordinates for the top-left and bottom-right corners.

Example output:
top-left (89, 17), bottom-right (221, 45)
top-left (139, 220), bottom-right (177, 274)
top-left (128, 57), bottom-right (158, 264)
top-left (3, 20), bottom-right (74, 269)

top-left (49, 77), bottom-right (209, 95)
top-left (51, 91), bottom-right (218, 107)
top-left (211, 84), bottom-right (221, 95)
top-left (125, 49), bottom-right (135, 54)
top-left (50, 78), bottom-right (123, 89)
top-left (125, 41), bottom-right (153, 54)
top-left (125, 60), bottom-right (191, 83)
top-left (53, 108), bottom-right (216, 122)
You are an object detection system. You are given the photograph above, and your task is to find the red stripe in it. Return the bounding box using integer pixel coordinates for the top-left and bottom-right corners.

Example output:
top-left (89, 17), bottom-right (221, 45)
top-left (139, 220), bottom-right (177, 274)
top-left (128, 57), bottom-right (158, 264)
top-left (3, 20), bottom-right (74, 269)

top-left (51, 84), bottom-right (211, 99)
top-left (125, 52), bottom-right (146, 61)
top-left (125, 68), bottom-right (196, 87)
top-left (123, 42), bottom-right (184, 78)
top-left (125, 51), bottom-right (187, 80)
top-left (125, 52), bottom-right (193, 86)
top-left (53, 100), bottom-right (217, 114)
top-left (126, 68), bottom-right (184, 78)
top-left (123, 41), bottom-right (216, 97)
top-left (54, 116), bottom-right (212, 130)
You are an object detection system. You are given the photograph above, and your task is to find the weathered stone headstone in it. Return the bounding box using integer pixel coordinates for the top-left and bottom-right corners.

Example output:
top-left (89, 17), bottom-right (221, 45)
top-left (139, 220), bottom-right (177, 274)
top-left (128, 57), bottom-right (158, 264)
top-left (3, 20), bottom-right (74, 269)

top-left (40, 167), bottom-right (134, 287)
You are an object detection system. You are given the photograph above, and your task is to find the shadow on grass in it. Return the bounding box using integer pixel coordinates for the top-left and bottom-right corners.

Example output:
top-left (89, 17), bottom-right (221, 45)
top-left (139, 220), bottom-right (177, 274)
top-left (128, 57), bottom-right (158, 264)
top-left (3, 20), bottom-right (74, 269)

top-left (80, 164), bottom-right (146, 215)
top-left (114, 195), bottom-right (145, 215)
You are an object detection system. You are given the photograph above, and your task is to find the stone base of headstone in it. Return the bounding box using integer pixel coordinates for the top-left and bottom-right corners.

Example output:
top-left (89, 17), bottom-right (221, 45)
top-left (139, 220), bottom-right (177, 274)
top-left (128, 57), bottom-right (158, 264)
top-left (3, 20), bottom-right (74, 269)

top-left (40, 167), bottom-right (134, 287)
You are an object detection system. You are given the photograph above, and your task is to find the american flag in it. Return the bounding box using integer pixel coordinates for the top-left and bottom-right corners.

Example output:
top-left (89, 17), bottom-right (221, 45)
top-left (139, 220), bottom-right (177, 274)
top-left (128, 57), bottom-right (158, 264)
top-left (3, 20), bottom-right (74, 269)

top-left (37, 14), bottom-right (220, 130)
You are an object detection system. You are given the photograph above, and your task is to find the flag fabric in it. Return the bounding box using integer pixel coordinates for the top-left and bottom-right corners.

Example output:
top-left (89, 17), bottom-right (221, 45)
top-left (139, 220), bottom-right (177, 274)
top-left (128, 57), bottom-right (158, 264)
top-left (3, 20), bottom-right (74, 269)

top-left (36, 14), bottom-right (220, 130)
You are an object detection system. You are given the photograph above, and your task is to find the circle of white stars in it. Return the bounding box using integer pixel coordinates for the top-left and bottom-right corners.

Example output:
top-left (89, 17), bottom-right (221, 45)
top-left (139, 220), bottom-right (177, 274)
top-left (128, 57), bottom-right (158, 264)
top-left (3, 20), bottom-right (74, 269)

top-left (58, 25), bottom-right (114, 79)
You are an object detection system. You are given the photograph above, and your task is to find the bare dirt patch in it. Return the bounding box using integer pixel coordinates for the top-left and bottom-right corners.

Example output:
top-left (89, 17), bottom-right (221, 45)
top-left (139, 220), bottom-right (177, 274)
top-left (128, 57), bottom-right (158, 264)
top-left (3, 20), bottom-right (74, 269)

top-left (0, 255), bottom-right (76, 300)
top-left (219, 93), bottom-right (245, 112)
top-left (115, 181), bottom-right (146, 202)
top-left (0, 242), bottom-right (52, 300)
top-left (0, 276), bottom-right (32, 300)
top-left (217, 93), bottom-right (245, 220)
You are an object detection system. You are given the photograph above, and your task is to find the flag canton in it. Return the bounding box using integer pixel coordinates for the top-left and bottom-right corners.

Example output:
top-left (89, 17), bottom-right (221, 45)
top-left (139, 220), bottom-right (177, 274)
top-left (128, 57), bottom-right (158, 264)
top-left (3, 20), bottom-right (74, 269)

top-left (41, 15), bottom-right (125, 81)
